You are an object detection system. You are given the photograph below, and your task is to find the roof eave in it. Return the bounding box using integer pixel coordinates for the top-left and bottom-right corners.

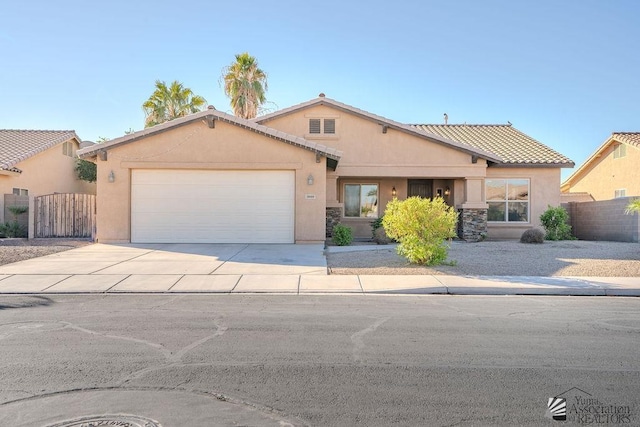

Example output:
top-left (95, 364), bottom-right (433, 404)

top-left (492, 161), bottom-right (575, 168)
top-left (257, 97), bottom-right (502, 163)
top-left (77, 110), bottom-right (342, 162)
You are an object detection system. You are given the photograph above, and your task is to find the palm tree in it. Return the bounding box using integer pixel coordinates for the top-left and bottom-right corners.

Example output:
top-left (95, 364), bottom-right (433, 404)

top-left (625, 199), bottom-right (640, 214)
top-left (222, 53), bottom-right (268, 119)
top-left (142, 80), bottom-right (207, 128)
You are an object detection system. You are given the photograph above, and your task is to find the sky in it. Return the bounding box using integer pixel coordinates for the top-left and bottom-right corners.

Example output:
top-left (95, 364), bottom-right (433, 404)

top-left (1, 0), bottom-right (638, 180)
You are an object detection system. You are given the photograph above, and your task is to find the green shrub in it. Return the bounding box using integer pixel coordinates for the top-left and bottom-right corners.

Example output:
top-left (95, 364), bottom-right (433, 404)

top-left (0, 222), bottom-right (26, 238)
top-left (520, 228), bottom-right (544, 244)
top-left (382, 197), bottom-right (457, 265)
top-left (75, 159), bottom-right (97, 182)
top-left (540, 205), bottom-right (573, 240)
top-left (371, 216), bottom-right (384, 237)
top-left (332, 224), bottom-right (353, 246)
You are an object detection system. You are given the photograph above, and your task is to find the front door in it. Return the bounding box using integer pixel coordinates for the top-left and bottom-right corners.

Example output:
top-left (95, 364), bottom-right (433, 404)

top-left (408, 179), bottom-right (433, 198)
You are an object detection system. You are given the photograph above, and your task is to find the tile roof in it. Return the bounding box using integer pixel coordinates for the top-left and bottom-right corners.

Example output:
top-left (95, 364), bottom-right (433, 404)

top-left (0, 130), bottom-right (79, 171)
top-left (613, 132), bottom-right (640, 147)
top-left (77, 108), bottom-right (343, 161)
top-left (255, 96), bottom-right (503, 163)
top-left (412, 124), bottom-right (574, 167)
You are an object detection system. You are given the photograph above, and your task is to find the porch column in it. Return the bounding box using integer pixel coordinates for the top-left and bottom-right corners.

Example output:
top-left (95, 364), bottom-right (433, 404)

top-left (461, 178), bottom-right (488, 242)
top-left (326, 173), bottom-right (342, 237)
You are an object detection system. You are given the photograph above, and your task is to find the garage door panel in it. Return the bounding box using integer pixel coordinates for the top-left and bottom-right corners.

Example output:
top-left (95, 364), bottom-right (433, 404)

top-left (131, 170), bottom-right (295, 243)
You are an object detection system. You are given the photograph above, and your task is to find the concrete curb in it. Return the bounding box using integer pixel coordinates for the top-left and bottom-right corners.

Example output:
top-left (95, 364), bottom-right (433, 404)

top-left (0, 274), bottom-right (637, 296)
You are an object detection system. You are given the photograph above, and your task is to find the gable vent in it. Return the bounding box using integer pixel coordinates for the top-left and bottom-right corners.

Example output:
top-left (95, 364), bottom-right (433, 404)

top-left (309, 119), bottom-right (321, 134)
top-left (324, 119), bottom-right (336, 134)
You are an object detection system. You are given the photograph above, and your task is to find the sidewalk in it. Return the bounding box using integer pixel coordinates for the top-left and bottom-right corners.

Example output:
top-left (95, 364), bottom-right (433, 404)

top-left (0, 273), bottom-right (637, 296)
top-left (0, 243), bottom-right (637, 296)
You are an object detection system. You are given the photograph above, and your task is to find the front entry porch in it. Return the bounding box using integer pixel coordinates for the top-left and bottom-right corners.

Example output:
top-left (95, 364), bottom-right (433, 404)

top-left (326, 176), bottom-right (488, 242)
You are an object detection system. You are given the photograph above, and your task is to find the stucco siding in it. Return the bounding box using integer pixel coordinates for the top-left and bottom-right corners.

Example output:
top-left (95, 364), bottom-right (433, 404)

top-left (263, 104), bottom-right (484, 177)
top-left (94, 120), bottom-right (326, 243)
top-left (563, 144), bottom-right (640, 201)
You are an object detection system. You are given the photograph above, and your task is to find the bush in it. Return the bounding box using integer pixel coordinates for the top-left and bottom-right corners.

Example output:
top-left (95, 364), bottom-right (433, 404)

top-left (371, 216), bottom-right (384, 237)
top-left (332, 224), bottom-right (353, 246)
top-left (520, 228), bottom-right (544, 244)
top-left (0, 222), bottom-right (26, 238)
top-left (382, 197), bottom-right (457, 265)
top-left (540, 205), bottom-right (573, 240)
top-left (75, 159), bottom-right (97, 182)
top-left (372, 226), bottom-right (392, 245)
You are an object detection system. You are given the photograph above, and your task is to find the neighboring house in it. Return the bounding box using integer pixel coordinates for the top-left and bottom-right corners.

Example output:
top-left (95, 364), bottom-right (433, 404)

top-left (0, 130), bottom-right (96, 223)
top-left (77, 95), bottom-right (573, 244)
top-left (561, 132), bottom-right (640, 201)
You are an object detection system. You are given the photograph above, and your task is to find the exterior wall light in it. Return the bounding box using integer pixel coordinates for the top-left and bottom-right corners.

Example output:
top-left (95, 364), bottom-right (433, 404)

top-left (108, 170), bottom-right (115, 183)
top-left (307, 174), bottom-right (314, 185)
top-left (392, 186), bottom-right (397, 197)
top-left (444, 186), bottom-right (450, 196)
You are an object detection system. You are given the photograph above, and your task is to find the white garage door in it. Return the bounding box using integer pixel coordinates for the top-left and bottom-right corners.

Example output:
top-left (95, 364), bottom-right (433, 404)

top-left (131, 170), bottom-right (295, 243)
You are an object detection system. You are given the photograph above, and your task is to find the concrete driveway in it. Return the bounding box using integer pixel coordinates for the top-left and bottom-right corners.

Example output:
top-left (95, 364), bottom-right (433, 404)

top-left (0, 243), bottom-right (327, 293)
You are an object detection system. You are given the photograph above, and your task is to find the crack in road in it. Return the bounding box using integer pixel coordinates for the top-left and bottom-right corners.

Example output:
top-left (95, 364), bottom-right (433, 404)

top-left (351, 317), bottom-right (389, 363)
top-left (118, 317), bottom-right (228, 385)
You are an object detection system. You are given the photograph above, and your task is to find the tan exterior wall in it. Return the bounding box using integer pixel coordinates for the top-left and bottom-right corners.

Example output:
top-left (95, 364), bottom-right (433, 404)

top-left (94, 120), bottom-right (326, 243)
top-left (264, 105), bottom-right (489, 238)
top-left (486, 167), bottom-right (561, 239)
top-left (0, 139), bottom-right (96, 222)
top-left (562, 144), bottom-right (640, 201)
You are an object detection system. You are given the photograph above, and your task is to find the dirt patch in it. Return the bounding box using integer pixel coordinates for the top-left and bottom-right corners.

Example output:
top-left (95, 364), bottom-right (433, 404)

top-left (327, 240), bottom-right (640, 277)
top-left (0, 239), bottom-right (93, 266)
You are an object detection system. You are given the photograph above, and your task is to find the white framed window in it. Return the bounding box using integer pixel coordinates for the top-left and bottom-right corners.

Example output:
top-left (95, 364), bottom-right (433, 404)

top-left (12, 188), bottom-right (28, 196)
top-left (615, 189), bottom-right (626, 198)
top-left (613, 144), bottom-right (627, 159)
top-left (344, 184), bottom-right (378, 218)
top-left (308, 118), bottom-right (336, 135)
top-left (486, 179), bottom-right (529, 222)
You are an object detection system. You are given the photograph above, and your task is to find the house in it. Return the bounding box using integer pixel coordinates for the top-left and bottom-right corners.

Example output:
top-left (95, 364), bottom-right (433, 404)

top-left (77, 95), bottom-right (573, 244)
top-left (561, 132), bottom-right (640, 201)
top-left (0, 130), bottom-right (96, 223)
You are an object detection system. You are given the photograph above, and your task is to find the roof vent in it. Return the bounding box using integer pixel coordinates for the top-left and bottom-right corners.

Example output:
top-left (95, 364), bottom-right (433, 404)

top-left (207, 105), bottom-right (215, 110)
top-left (318, 93), bottom-right (325, 98)
top-left (444, 113), bottom-right (448, 125)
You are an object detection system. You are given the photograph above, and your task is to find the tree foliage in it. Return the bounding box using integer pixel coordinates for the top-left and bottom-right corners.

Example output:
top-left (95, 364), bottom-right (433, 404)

top-left (222, 52), bottom-right (268, 119)
top-left (75, 159), bottom-right (97, 182)
top-left (382, 197), bottom-right (458, 265)
top-left (142, 80), bottom-right (207, 128)
top-left (625, 199), bottom-right (640, 214)
top-left (539, 205), bottom-right (573, 240)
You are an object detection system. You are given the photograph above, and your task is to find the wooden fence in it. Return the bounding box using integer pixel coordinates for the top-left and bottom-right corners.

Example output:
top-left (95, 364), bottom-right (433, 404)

top-left (34, 193), bottom-right (95, 238)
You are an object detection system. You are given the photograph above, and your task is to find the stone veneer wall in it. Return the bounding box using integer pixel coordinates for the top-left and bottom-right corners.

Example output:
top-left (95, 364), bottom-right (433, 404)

top-left (461, 208), bottom-right (487, 242)
top-left (326, 207), bottom-right (342, 237)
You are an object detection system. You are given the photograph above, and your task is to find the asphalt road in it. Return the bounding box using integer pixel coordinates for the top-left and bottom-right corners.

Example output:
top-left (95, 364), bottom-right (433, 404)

top-left (0, 294), bottom-right (638, 426)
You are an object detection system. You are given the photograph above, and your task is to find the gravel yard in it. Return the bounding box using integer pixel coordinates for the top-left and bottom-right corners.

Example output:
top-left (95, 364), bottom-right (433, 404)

top-left (327, 240), bottom-right (640, 277)
top-left (0, 239), bottom-right (92, 266)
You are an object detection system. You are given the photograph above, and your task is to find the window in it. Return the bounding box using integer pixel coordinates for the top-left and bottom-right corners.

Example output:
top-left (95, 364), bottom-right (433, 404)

top-left (308, 118), bottom-right (336, 135)
top-left (615, 189), bottom-right (626, 198)
top-left (12, 188), bottom-right (28, 196)
top-left (62, 140), bottom-right (75, 157)
top-left (344, 184), bottom-right (378, 218)
top-left (613, 144), bottom-right (626, 159)
top-left (486, 179), bottom-right (529, 222)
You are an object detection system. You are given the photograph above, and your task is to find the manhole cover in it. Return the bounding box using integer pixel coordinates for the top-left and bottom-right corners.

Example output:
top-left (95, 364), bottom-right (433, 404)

top-left (45, 414), bottom-right (161, 427)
